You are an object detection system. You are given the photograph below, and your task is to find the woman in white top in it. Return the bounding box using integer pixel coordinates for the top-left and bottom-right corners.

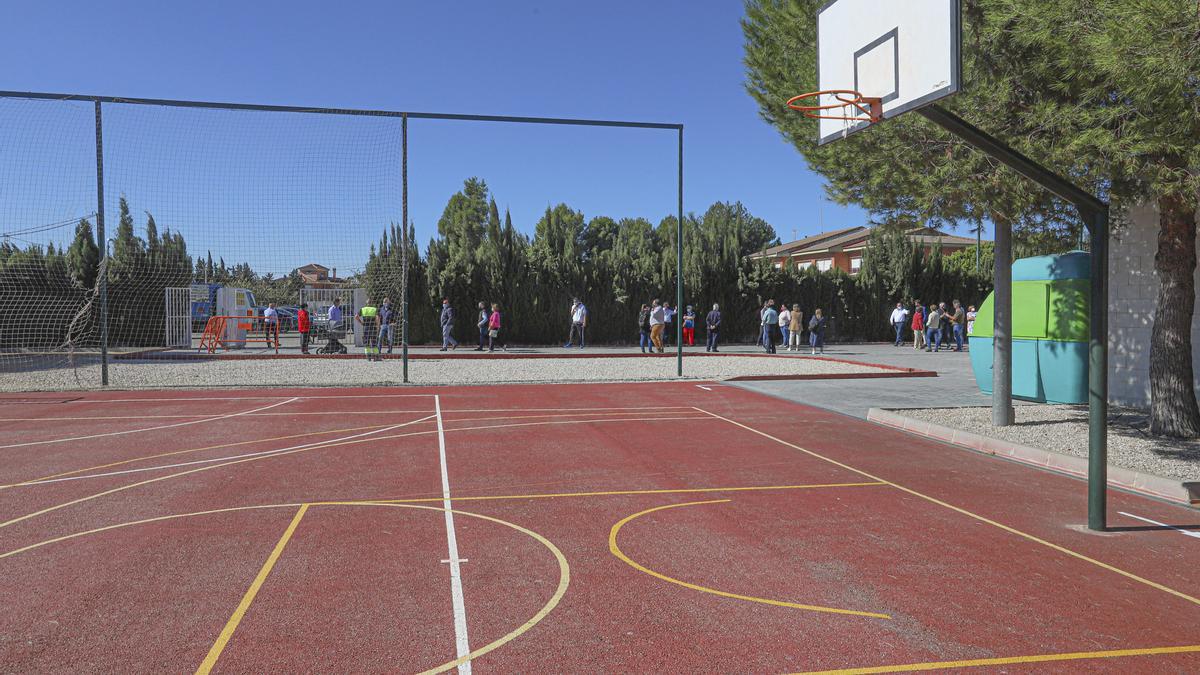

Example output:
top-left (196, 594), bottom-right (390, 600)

top-left (777, 305), bottom-right (791, 350)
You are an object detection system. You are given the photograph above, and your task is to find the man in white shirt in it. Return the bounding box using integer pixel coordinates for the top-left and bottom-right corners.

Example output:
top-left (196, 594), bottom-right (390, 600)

top-left (564, 298), bottom-right (588, 349)
top-left (661, 302), bottom-right (675, 348)
top-left (889, 302), bottom-right (909, 347)
top-left (262, 303), bottom-right (279, 349)
top-left (778, 305), bottom-right (791, 348)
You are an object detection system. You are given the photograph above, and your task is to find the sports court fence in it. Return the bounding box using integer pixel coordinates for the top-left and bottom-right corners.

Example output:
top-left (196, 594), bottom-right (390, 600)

top-left (0, 91), bottom-right (684, 390)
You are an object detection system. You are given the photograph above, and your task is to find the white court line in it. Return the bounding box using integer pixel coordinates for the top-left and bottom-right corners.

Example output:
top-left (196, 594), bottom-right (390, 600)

top-left (64, 393), bottom-right (436, 404)
top-left (0, 397), bottom-right (299, 451)
top-left (1118, 511), bottom-right (1200, 540)
top-left (696, 385), bottom-right (713, 391)
top-left (14, 416), bottom-right (437, 487)
top-left (436, 394), bottom-right (472, 675)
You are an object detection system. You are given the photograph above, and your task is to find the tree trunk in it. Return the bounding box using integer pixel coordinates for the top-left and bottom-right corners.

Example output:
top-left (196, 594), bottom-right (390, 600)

top-left (1149, 192), bottom-right (1200, 437)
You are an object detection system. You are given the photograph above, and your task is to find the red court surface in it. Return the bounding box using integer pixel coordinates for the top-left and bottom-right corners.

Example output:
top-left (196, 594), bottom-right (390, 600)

top-left (0, 383), bottom-right (1197, 673)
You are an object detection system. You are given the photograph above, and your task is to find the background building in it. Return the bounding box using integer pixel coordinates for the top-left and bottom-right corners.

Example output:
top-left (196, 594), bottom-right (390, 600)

top-left (751, 225), bottom-right (983, 274)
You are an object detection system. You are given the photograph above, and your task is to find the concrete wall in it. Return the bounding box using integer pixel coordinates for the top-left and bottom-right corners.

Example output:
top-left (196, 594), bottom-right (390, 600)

top-left (1107, 201), bottom-right (1200, 408)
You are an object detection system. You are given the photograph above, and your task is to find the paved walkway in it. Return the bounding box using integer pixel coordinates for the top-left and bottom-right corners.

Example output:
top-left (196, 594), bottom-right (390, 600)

top-left (729, 342), bottom-right (994, 419)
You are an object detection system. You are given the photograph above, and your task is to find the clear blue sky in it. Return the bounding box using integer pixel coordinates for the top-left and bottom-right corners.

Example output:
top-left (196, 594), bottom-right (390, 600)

top-left (0, 0), bottom-right (920, 277)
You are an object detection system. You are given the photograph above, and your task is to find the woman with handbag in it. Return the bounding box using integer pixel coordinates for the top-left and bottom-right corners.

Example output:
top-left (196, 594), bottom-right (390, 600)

top-left (487, 303), bottom-right (506, 352)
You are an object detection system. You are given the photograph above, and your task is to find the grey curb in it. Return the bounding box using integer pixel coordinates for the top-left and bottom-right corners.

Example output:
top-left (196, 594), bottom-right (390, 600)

top-left (867, 407), bottom-right (1200, 508)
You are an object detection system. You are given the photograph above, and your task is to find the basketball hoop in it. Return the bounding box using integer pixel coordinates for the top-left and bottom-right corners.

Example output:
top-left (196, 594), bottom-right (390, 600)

top-left (786, 90), bottom-right (883, 124)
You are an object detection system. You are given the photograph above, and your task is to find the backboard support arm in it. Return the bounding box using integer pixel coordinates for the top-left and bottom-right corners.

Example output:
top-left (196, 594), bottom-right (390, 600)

top-left (917, 104), bottom-right (1110, 531)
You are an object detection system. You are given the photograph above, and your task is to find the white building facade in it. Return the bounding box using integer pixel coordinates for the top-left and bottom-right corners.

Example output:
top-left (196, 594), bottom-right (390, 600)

top-left (1107, 202), bottom-right (1200, 407)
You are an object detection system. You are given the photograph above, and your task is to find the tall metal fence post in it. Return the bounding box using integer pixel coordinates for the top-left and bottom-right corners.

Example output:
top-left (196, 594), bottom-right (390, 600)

top-left (676, 126), bottom-right (684, 377)
top-left (94, 100), bottom-right (109, 387)
top-left (401, 113), bottom-right (409, 384)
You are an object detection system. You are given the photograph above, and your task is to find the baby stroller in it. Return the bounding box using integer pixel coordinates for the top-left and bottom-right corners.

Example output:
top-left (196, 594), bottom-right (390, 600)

top-left (315, 320), bottom-right (349, 354)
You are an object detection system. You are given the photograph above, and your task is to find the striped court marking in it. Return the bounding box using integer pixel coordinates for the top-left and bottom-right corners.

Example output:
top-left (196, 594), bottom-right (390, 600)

top-left (61, 394), bottom-right (438, 403)
top-left (693, 407), bottom-right (1200, 609)
top-left (195, 504), bottom-right (309, 675)
top-left (0, 406), bottom-right (694, 423)
top-left (17, 417), bottom-right (437, 486)
top-left (0, 397), bottom-right (298, 450)
top-left (0, 422), bottom-right (408, 489)
top-left (0, 414), bottom-right (711, 530)
top-left (0, 415), bottom-right (435, 531)
top-left (2, 410), bottom-right (657, 488)
top-left (9, 413), bottom-right (694, 487)
top-left (609, 499), bottom-right (890, 619)
top-left (0, 501), bottom-right (570, 675)
top-left (797, 644), bottom-right (1200, 673)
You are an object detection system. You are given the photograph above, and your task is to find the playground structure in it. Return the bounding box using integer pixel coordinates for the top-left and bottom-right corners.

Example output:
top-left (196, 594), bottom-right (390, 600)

top-left (970, 252), bottom-right (1091, 404)
top-left (198, 314), bottom-right (280, 354)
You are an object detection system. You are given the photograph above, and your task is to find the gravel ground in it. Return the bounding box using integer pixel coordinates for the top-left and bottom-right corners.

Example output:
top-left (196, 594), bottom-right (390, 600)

top-left (0, 354), bottom-right (890, 391)
top-left (894, 405), bottom-right (1200, 482)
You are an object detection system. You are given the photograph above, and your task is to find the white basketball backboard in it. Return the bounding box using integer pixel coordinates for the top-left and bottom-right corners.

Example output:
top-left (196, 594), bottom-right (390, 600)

top-left (816, 0), bottom-right (961, 144)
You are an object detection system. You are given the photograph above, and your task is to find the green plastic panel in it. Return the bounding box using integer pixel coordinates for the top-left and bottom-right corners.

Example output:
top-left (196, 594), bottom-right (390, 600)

top-left (1046, 279), bottom-right (1090, 341)
top-left (1012, 281), bottom-right (1049, 339)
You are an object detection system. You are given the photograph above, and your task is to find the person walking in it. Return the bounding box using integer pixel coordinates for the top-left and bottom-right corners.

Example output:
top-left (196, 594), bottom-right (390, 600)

top-left (705, 303), bottom-right (721, 352)
top-left (487, 303), bottom-right (505, 352)
top-left (649, 299), bottom-right (666, 353)
top-left (262, 302), bottom-right (279, 349)
top-left (662, 302), bottom-right (675, 348)
top-left (637, 303), bottom-right (652, 353)
top-left (474, 301), bottom-right (490, 351)
top-left (682, 305), bottom-right (696, 347)
top-left (297, 302), bottom-right (311, 354)
top-left (778, 304), bottom-right (791, 349)
top-left (761, 299), bottom-right (778, 354)
top-left (951, 299), bottom-right (966, 352)
top-left (889, 302), bottom-right (909, 346)
top-left (378, 297), bottom-right (396, 354)
top-left (355, 301), bottom-right (380, 361)
top-left (788, 304), bottom-right (803, 351)
top-left (757, 301), bottom-right (768, 347)
top-left (564, 298), bottom-right (587, 349)
top-left (439, 298), bottom-right (458, 351)
top-left (911, 300), bottom-right (926, 350)
top-left (808, 308), bottom-right (827, 355)
top-left (967, 304), bottom-right (978, 336)
top-left (926, 303), bottom-right (942, 352)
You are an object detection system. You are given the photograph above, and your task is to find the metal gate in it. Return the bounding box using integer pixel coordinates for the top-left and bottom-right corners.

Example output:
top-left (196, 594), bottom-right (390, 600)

top-left (300, 288), bottom-right (366, 346)
top-left (164, 287), bottom-right (191, 348)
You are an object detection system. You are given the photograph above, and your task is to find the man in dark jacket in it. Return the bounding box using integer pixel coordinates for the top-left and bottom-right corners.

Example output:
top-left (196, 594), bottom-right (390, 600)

top-left (637, 303), bottom-right (652, 353)
top-left (706, 303), bottom-right (722, 352)
top-left (440, 299), bottom-right (458, 351)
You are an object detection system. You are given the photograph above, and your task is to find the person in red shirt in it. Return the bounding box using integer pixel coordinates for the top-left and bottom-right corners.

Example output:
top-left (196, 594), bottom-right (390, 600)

top-left (297, 302), bottom-right (312, 354)
top-left (911, 300), bottom-right (926, 350)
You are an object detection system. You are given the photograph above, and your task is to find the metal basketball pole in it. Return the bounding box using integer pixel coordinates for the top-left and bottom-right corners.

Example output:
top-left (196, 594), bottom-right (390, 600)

top-left (401, 113), bottom-right (409, 384)
top-left (676, 126), bottom-right (684, 376)
top-left (94, 100), bottom-right (109, 387)
top-left (917, 104), bottom-right (1109, 530)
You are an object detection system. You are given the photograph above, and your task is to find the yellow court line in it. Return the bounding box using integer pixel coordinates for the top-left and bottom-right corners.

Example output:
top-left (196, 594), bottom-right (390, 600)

top-left (692, 407), bottom-right (1200, 609)
top-left (799, 644), bottom-right (1200, 674)
top-left (0, 414), bottom-right (711, 530)
top-left (323, 481), bottom-right (887, 507)
top-left (609, 500), bottom-right (890, 620)
top-left (196, 504), bottom-right (309, 675)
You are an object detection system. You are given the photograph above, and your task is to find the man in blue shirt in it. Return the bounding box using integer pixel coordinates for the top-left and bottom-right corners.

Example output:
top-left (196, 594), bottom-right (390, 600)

top-left (706, 303), bottom-right (722, 352)
top-left (761, 299), bottom-right (779, 354)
